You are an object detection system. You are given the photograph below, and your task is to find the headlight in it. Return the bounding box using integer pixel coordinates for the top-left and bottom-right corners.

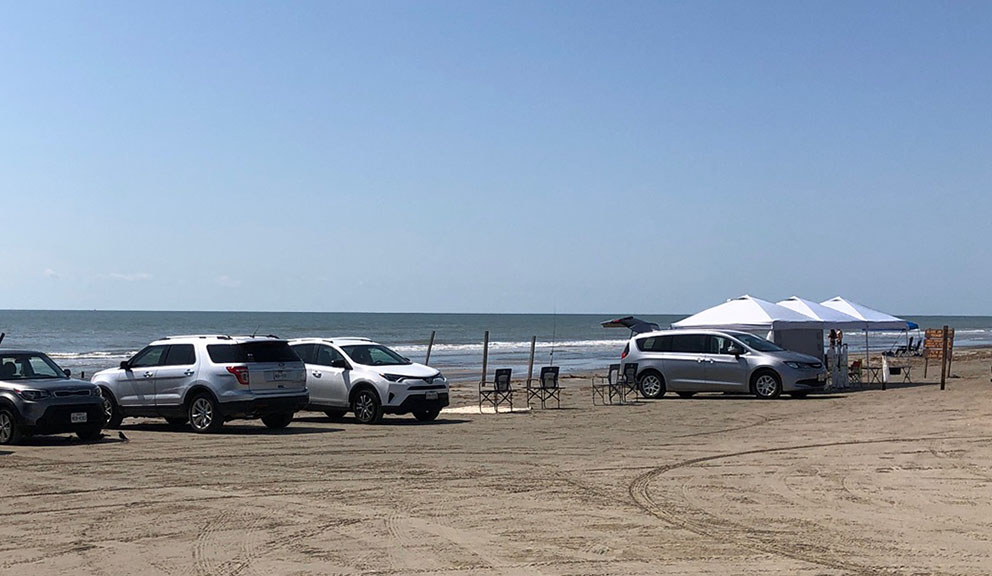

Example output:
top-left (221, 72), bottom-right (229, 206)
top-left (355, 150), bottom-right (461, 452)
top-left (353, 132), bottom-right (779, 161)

top-left (380, 373), bottom-right (405, 382)
top-left (16, 389), bottom-right (52, 401)
top-left (433, 372), bottom-right (445, 382)
top-left (784, 361), bottom-right (802, 369)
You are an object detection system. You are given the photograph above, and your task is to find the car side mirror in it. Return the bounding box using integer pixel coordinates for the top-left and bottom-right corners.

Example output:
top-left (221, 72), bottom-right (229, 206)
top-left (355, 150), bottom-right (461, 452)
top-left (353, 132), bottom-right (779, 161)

top-left (63, 368), bottom-right (71, 377)
top-left (330, 359), bottom-right (348, 370)
top-left (120, 360), bottom-right (130, 370)
top-left (728, 345), bottom-right (744, 356)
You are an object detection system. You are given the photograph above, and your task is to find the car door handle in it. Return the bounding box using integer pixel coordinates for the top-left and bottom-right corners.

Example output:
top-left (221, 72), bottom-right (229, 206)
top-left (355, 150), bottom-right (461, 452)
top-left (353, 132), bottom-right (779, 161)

top-left (143, 371), bottom-right (154, 378)
top-left (312, 371), bottom-right (322, 378)
top-left (696, 358), bottom-right (704, 363)
top-left (184, 370), bottom-right (195, 376)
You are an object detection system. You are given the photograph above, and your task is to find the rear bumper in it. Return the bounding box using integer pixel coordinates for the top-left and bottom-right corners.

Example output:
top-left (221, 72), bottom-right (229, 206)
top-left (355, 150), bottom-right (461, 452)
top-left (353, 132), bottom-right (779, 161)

top-left (383, 392), bottom-right (449, 415)
top-left (220, 393), bottom-right (309, 419)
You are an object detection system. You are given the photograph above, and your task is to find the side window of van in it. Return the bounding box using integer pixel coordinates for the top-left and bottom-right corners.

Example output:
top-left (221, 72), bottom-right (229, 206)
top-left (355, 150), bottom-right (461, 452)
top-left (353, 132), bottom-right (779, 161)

top-left (707, 335), bottom-right (736, 355)
top-left (671, 334), bottom-right (707, 353)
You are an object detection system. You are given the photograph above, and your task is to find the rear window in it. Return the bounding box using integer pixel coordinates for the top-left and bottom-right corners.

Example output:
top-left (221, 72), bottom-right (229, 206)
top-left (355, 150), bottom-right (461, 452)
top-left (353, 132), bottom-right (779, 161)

top-left (207, 342), bottom-right (300, 364)
top-left (637, 335), bottom-right (672, 352)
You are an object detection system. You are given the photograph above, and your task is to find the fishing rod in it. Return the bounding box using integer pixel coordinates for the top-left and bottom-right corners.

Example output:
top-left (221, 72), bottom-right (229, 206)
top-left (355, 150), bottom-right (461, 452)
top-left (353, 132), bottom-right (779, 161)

top-left (549, 309), bottom-right (557, 367)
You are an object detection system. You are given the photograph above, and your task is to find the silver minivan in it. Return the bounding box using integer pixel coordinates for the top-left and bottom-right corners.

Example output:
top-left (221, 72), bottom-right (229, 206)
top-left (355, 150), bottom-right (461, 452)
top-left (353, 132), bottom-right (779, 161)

top-left (621, 329), bottom-right (826, 399)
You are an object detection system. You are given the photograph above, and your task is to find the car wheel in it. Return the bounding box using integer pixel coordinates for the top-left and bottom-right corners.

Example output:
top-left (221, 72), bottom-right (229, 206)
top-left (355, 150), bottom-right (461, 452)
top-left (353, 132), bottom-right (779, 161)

top-left (677, 392), bottom-right (695, 398)
top-left (101, 389), bottom-right (124, 429)
top-left (261, 413), bottom-right (293, 429)
top-left (413, 408), bottom-right (440, 422)
top-left (76, 425), bottom-right (103, 442)
top-left (0, 408), bottom-right (23, 445)
top-left (752, 370), bottom-right (782, 399)
top-left (165, 417), bottom-right (188, 427)
top-left (637, 371), bottom-right (666, 399)
top-left (324, 409), bottom-right (347, 421)
top-left (188, 394), bottom-right (224, 433)
top-left (352, 389), bottom-right (383, 424)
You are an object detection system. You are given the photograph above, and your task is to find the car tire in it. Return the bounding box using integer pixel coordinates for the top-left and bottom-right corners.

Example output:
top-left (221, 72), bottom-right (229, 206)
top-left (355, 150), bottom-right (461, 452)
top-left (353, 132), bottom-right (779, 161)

top-left (261, 413), bottom-right (293, 429)
top-left (188, 393), bottom-right (224, 433)
top-left (676, 392), bottom-right (695, 398)
top-left (413, 408), bottom-right (441, 422)
top-left (352, 389), bottom-right (383, 424)
top-left (165, 417), bottom-right (188, 427)
top-left (0, 407), bottom-right (23, 445)
top-left (752, 370), bottom-right (782, 399)
top-left (76, 424), bottom-right (103, 442)
top-left (637, 371), bottom-right (666, 399)
top-left (324, 409), bottom-right (347, 421)
top-left (101, 389), bottom-right (124, 429)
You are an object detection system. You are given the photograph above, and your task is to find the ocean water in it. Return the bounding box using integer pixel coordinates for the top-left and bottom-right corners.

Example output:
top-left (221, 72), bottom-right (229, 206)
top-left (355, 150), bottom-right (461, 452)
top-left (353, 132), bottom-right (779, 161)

top-left (1, 310), bottom-right (989, 381)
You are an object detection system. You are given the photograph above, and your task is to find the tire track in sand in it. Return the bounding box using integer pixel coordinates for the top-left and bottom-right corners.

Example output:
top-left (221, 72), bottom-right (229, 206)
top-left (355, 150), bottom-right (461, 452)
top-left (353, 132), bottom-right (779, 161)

top-left (627, 435), bottom-right (990, 576)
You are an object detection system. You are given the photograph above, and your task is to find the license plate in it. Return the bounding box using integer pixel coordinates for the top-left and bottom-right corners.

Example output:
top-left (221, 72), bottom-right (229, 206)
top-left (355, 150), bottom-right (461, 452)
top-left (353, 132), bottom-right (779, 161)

top-left (425, 391), bottom-right (438, 400)
top-left (268, 371), bottom-right (287, 381)
top-left (71, 412), bottom-right (88, 424)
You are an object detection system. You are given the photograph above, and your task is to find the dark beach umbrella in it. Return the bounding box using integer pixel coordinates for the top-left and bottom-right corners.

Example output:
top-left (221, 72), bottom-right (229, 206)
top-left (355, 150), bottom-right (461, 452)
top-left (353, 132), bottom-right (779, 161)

top-left (600, 316), bottom-right (661, 335)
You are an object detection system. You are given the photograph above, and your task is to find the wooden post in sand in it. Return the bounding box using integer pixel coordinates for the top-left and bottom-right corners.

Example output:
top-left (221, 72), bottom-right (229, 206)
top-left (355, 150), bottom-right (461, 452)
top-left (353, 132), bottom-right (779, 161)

top-left (481, 330), bottom-right (490, 384)
top-left (940, 325), bottom-right (949, 390)
top-left (424, 330), bottom-right (436, 365)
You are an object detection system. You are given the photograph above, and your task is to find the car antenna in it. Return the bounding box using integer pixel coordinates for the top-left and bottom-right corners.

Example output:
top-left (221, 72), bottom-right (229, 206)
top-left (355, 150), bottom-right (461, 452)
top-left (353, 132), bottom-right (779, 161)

top-left (251, 326), bottom-right (260, 338)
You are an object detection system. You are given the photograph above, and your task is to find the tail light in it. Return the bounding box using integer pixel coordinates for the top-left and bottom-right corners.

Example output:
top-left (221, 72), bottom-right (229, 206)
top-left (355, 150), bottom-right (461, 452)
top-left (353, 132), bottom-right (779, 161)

top-left (621, 344), bottom-right (629, 359)
top-left (226, 365), bottom-right (250, 386)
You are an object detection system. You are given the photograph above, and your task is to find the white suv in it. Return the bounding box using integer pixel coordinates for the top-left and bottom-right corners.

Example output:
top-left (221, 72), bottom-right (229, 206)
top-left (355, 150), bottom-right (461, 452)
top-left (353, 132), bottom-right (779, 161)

top-left (288, 337), bottom-right (449, 424)
top-left (92, 335), bottom-right (309, 433)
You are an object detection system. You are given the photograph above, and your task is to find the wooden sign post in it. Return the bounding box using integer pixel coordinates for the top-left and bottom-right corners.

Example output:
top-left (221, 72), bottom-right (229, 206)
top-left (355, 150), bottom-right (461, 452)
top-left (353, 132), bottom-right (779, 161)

top-left (923, 326), bottom-right (954, 388)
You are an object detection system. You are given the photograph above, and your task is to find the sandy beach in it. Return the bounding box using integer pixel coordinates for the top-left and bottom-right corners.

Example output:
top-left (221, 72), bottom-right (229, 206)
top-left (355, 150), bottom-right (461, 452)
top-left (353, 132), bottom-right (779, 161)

top-left (2, 349), bottom-right (991, 575)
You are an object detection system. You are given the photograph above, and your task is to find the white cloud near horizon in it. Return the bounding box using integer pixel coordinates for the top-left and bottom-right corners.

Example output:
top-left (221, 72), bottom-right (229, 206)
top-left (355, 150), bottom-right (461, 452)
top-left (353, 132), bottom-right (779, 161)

top-left (216, 275), bottom-right (241, 288)
top-left (106, 272), bottom-right (153, 282)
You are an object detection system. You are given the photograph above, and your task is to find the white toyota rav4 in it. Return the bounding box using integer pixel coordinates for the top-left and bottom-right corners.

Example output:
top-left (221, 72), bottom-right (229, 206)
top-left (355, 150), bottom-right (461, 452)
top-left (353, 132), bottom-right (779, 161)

top-left (288, 337), bottom-right (449, 424)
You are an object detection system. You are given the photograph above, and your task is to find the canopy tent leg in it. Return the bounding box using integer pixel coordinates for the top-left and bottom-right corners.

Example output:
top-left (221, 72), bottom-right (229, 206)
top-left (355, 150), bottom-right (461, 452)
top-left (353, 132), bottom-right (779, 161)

top-left (865, 329), bottom-right (870, 368)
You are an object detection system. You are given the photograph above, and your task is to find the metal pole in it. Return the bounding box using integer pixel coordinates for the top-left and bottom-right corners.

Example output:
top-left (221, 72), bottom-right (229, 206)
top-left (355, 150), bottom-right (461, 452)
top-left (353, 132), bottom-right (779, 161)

top-left (526, 336), bottom-right (536, 386)
top-left (481, 330), bottom-right (489, 384)
top-left (864, 329), bottom-right (869, 370)
top-left (424, 330), bottom-right (436, 365)
top-left (940, 325), bottom-right (949, 390)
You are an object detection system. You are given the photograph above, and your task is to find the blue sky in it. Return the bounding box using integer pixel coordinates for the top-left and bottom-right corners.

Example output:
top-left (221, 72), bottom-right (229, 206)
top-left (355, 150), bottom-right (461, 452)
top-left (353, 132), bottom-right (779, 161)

top-left (1, 1), bottom-right (988, 314)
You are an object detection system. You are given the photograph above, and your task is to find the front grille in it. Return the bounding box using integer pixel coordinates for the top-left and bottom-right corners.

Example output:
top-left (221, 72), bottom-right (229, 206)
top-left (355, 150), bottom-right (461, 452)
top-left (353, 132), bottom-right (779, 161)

top-left (408, 384), bottom-right (446, 391)
top-left (795, 378), bottom-right (825, 387)
top-left (54, 389), bottom-right (91, 397)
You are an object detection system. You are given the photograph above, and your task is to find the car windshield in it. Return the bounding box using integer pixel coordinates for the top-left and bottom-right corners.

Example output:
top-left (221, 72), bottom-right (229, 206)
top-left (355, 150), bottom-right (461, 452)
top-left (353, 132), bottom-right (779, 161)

top-left (340, 344), bottom-right (410, 366)
top-left (733, 333), bottom-right (785, 353)
top-left (0, 353), bottom-right (67, 380)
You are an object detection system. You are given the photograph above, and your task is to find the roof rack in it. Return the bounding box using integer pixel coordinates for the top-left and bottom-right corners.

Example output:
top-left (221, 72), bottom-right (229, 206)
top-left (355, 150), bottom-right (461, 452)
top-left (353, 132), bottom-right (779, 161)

top-left (160, 335), bottom-right (233, 340)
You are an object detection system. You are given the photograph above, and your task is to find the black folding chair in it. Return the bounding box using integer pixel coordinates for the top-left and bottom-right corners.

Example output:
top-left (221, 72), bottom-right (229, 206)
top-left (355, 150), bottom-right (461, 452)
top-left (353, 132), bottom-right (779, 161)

top-left (619, 362), bottom-right (639, 402)
top-left (527, 366), bottom-right (560, 409)
top-left (593, 364), bottom-right (626, 405)
top-left (480, 368), bottom-right (514, 413)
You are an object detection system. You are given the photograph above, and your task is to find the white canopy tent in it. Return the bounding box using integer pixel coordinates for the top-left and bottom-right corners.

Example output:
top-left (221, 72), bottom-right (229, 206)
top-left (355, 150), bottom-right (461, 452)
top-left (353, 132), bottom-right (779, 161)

top-left (776, 297), bottom-right (864, 329)
top-left (820, 296), bottom-right (910, 365)
top-left (672, 295), bottom-right (823, 331)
